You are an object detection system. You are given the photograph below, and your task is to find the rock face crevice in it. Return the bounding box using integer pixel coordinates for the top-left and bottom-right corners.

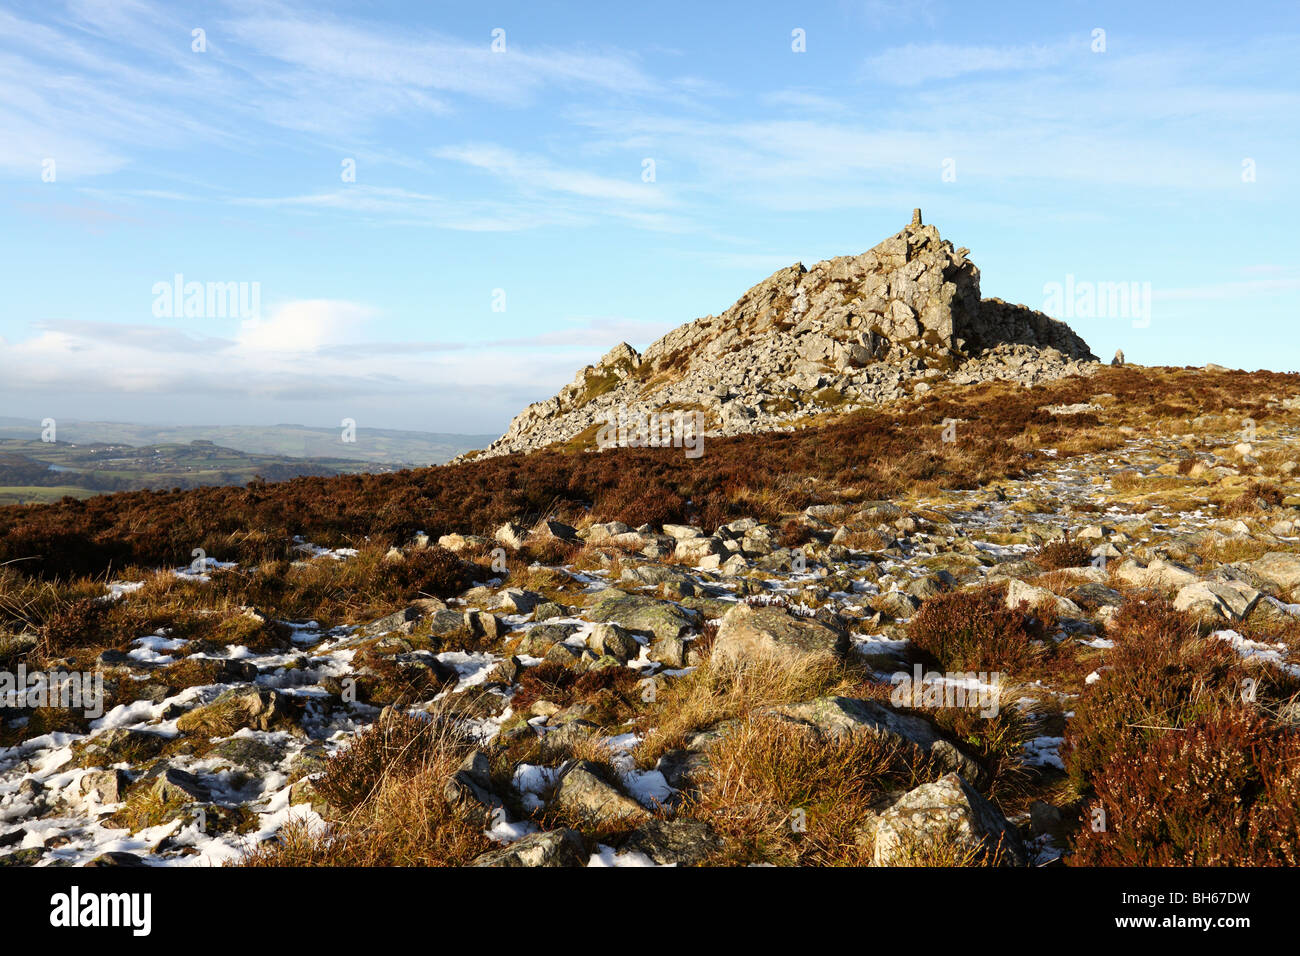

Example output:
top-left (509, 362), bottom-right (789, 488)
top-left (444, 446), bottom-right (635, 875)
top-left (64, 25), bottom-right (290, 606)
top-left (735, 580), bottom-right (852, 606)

top-left (474, 211), bottom-right (1097, 458)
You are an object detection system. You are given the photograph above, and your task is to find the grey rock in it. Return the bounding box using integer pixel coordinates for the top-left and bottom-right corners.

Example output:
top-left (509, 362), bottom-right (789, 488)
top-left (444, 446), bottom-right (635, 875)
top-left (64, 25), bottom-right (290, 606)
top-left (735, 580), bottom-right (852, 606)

top-left (712, 603), bottom-right (848, 666)
top-left (620, 818), bottom-right (722, 866)
top-left (443, 750), bottom-right (505, 825)
top-left (587, 623), bottom-right (641, 663)
top-left (585, 590), bottom-right (699, 644)
top-left (78, 769), bottom-right (129, 806)
top-left (470, 829), bottom-right (586, 867)
top-left (872, 772), bottom-right (1026, 866)
top-left (551, 761), bottom-right (651, 825)
top-left (151, 767), bottom-right (212, 804)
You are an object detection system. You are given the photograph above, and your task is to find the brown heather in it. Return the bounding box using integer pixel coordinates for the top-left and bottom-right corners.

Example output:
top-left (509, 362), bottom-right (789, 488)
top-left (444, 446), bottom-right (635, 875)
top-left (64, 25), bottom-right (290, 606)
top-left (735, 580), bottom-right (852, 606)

top-left (1062, 595), bottom-right (1240, 791)
top-left (906, 583), bottom-right (1046, 674)
top-left (1071, 709), bottom-right (1300, 866)
top-left (4, 365), bottom-right (1299, 868)
top-left (1035, 538), bottom-right (1093, 570)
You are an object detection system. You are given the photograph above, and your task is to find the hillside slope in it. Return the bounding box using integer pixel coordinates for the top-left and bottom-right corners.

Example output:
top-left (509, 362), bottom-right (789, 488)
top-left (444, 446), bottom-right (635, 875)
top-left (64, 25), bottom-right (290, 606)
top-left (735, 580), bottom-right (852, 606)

top-left (2, 367), bottom-right (1300, 868)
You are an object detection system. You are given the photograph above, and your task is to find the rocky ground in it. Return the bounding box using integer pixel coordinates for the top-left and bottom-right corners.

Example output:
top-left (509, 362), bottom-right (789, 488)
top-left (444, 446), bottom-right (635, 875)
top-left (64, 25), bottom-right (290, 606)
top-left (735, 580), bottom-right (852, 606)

top-left (5, 387), bottom-right (1299, 867)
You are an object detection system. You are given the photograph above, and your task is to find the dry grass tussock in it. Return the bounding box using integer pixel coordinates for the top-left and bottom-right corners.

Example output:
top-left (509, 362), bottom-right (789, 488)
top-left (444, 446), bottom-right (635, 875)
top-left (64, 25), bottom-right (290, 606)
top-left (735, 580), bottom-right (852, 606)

top-left (635, 650), bottom-right (856, 767)
top-left (239, 706), bottom-right (491, 866)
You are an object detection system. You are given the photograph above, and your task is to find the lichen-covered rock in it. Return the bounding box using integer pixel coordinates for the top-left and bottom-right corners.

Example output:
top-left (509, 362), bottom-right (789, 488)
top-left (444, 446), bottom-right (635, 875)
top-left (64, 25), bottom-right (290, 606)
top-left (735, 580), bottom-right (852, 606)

top-left (1244, 552), bottom-right (1300, 592)
top-left (767, 696), bottom-right (983, 782)
top-left (470, 829), bottom-right (587, 867)
top-left (871, 772), bottom-right (1026, 866)
top-left (550, 761), bottom-right (651, 826)
top-left (587, 622), bottom-right (642, 663)
top-left (442, 750), bottom-right (505, 825)
top-left (585, 590), bottom-right (699, 644)
top-left (619, 818), bottom-right (722, 866)
top-left (712, 603), bottom-right (847, 666)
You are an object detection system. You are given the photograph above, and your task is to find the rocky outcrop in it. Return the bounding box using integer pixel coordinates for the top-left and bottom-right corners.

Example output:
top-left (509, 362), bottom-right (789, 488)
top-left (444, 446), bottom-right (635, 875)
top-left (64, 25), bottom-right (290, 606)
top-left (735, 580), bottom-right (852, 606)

top-left (469, 210), bottom-right (1097, 459)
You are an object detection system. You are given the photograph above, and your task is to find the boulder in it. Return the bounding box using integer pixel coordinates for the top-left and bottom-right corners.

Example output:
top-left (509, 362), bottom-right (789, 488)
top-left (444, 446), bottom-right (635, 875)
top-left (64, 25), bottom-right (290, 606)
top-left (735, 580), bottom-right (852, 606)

top-left (712, 603), bottom-right (847, 666)
top-left (151, 767), bottom-right (212, 804)
top-left (1244, 552), bottom-right (1300, 592)
top-left (442, 750), bottom-right (505, 825)
top-left (176, 685), bottom-right (293, 736)
top-left (496, 589), bottom-right (544, 615)
top-left (1004, 578), bottom-right (1083, 617)
top-left (1114, 558), bottom-right (1198, 591)
top-left (1174, 581), bottom-right (1260, 621)
top-left (873, 590), bottom-right (921, 619)
top-left (359, 599), bottom-right (447, 638)
top-left (550, 761), bottom-right (651, 826)
top-left (75, 728), bottom-right (167, 767)
top-left (585, 590), bottom-right (699, 644)
top-left (470, 829), bottom-right (587, 867)
top-left (872, 772), bottom-right (1026, 866)
top-left (587, 623), bottom-right (642, 663)
top-left (78, 769), bottom-right (129, 806)
top-left (673, 536), bottom-right (725, 564)
top-left (619, 818), bottom-right (722, 866)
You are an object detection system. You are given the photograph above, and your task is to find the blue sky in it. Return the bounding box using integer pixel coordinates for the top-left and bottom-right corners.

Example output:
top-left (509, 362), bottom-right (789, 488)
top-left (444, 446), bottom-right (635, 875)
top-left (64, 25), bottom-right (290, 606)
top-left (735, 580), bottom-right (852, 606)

top-left (1, 0), bottom-right (1297, 433)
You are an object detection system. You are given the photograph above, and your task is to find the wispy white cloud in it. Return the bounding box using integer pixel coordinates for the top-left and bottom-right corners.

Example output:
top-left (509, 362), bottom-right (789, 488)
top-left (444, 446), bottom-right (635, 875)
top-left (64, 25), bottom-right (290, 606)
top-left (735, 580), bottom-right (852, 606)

top-left (229, 183), bottom-right (587, 232)
top-left (0, 302), bottom-right (649, 410)
top-left (220, 7), bottom-right (656, 107)
top-left (865, 40), bottom-right (1074, 85)
top-left (434, 144), bottom-right (674, 207)
top-left (0, 0), bottom-right (657, 177)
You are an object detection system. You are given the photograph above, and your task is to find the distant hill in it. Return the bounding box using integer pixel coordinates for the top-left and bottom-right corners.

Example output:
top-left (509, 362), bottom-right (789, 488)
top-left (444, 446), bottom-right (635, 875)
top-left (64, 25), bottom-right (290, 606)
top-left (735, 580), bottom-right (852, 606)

top-left (0, 420), bottom-right (496, 467)
top-left (0, 422), bottom-right (497, 504)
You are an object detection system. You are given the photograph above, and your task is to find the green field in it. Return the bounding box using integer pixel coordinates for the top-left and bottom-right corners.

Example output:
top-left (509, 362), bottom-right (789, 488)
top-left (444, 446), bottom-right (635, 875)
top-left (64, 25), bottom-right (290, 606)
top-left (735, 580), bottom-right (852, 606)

top-left (0, 484), bottom-right (96, 506)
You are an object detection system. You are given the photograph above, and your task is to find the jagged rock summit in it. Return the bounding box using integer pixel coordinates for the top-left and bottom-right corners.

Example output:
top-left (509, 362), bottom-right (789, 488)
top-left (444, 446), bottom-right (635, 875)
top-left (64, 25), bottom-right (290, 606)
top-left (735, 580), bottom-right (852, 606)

top-left (475, 211), bottom-right (1098, 459)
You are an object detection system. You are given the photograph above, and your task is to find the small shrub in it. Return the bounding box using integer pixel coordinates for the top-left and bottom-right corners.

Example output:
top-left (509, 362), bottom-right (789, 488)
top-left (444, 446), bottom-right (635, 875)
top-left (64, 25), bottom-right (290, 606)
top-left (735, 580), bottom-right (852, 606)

top-left (511, 661), bottom-right (580, 712)
top-left (595, 483), bottom-right (688, 528)
top-left (350, 643), bottom-right (455, 707)
top-left (521, 536), bottom-right (580, 566)
top-left (907, 585), bottom-right (1042, 673)
top-left (688, 715), bottom-right (944, 866)
top-left (38, 597), bottom-right (160, 657)
top-left (241, 713), bottom-right (490, 866)
top-left (778, 520), bottom-right (813, 549)
top-left (508, 662), bottom-right (639, 725)
top-left (1036, 539), bottom-right (1092, 570)
top-left (384, 546), bottom-right (475, 600)
top-left (1221, 481), bottom-right (1285, 517)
